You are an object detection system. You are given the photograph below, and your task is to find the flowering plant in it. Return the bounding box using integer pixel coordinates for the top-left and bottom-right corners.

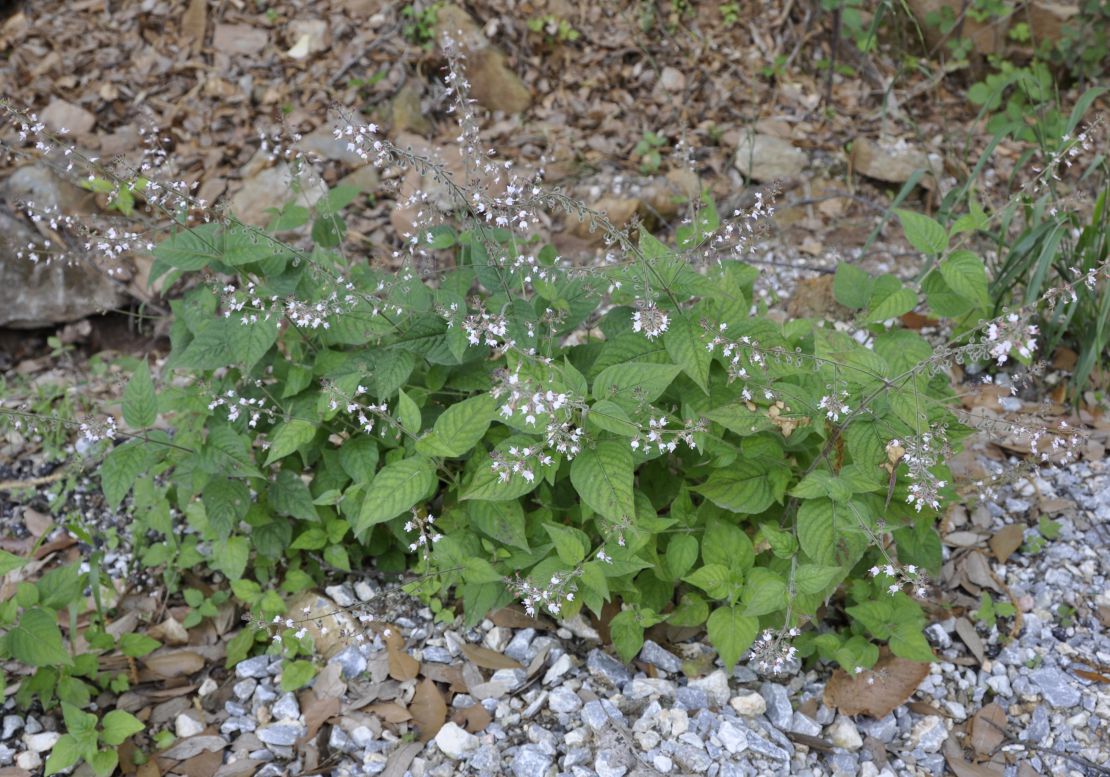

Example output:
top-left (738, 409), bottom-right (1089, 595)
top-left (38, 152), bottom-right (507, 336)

top-left (0, 54), bottom-right (1098, 702)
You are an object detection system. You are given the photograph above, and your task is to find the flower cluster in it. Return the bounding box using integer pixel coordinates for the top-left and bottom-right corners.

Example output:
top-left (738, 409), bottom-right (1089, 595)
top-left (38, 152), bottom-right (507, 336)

top-left (631, 304), bottom-right (670, 340)
top-left (630, 415), bottom-right (702, 454)
top-left (817, 391), bottom-right (851, 423)
top-left (77, 416), bottom-right (118, 446)
top-left (869, 562), bottom-right (929, 599)
top-left (490, 368), bottom-right (571, 427)
top-left (324, 382), bottom-right (390, 435)
top-left (505, 571), bottom-right (577, 618)
top-left (984, 312), bottom-right (1038, 365)
top-left (888, 431), bottom-right (950, 512)
top-left (404, 508), bottom-right (443, 557)
top-left (749, 627), bottom-right (801, 674)
top-left (207, 386), bottom-right (275, 429)
top-left (490, 444), bottom-right (553, 483)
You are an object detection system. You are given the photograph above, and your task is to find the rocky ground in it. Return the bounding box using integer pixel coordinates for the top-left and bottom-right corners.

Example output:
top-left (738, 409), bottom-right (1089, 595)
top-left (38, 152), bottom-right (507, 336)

top-left (1, 447), bottom-right (1107, 777)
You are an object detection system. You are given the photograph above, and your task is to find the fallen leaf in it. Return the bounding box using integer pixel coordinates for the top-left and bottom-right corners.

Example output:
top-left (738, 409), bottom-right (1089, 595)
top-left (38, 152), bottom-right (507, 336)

top-left (989, 524), bottom-right (1025, 563)
top-left (176, 748), bottom-right (223, 777)
top-left (454, 702), bottom-right (492, 733)
top-left (1071, 668), bottom-right (1110, 683)
top-left (180, 0), bottom-right (207, 49)
top-left (384, 628), bottom-right (419, 682)
top-left (409, 678), bottom-right (448, 741)
top-left (943, 736), bottom-right (1005, 776)
top-left (367, 701), bottom-right (412, 724)
top-left (420, 662), bottom-right (468, 693)
top-left (158, 735), bottom-right (227, 761)
top-left (955, 617), bottom-right (986, 665)
top-left (460, 642), bottom-right (523, 671)
top-left (142, 649), bottom-right (205, 678)
top-left (489, 606), bottom-right (548, 629)
top-left (298, 690), bottom-right (340, 740)
top-left (907, 700), bottom-right (947, 717)
top-left (136, 760), bottom-right (161, 777)
top-left (969, 703), bottom-right (1007, 756)
top-left (1016, 761), bottom-right (1042, 777)
top-left (961, 550), bottom-right (1003, 594)
top-left (824, 649), bottom-right (930, 717)
top-left (380, 741), bottom-right (423, 777)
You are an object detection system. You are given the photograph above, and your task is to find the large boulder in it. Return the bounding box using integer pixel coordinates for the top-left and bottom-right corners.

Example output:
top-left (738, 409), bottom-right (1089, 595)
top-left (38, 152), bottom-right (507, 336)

top-left (434, 5), bottom-right (531, 114)
top-left (0, 166), bottom-right (127, 328)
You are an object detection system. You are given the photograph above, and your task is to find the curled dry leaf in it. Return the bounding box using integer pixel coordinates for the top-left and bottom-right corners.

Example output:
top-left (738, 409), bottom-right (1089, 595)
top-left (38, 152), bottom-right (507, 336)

top-left (955, 617), bottom-right (987, 665)
top-left (459, 642), bottom-right (523, 671)
top-left (158, 735), bottom-right (228, 761)
top-left (408, 677), bottom-right (448, 741)
top-left (384, 627), bottom-right (420, 682)
top-left (824, 649), bottom-right (930, 718)
top-left (969, 702), bottom-right (1008, 756)
top-left (367, 701), bottom-right (412, 724)
top-left (943, 736), bottom-right (1006, 777)
top-left (454, 702), bottom-right (492, 734)
top-left (989, 524), bottom-right (1025, 563)
top-left (142, 649), bottom-right (205, 678)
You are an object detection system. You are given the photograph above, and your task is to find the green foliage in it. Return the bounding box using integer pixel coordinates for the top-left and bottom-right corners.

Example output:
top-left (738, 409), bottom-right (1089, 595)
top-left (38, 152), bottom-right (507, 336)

top-left (400, 2), bottom-right (439, 48)
top-left (68, 166), bottom-right (979, 680)
top-left (634, 131), bottom-right (668, 175)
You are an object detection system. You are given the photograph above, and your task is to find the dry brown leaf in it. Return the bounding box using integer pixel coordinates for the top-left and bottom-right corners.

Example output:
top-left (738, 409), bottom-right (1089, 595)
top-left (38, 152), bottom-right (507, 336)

top-left (956, 618), bottom-right (986, 665)
top-left (824, 649), bottom-right (930, 717)
top-left (381, 741), bottom-right (423, 777)
top-left (962, 551), bottom-right (1004, 594)
top-left (367, 701), bottom-right (412, 724)
top-left (298, 690), bottom-right (340, 741)
top-left (409, 678), bottom-right (448, 741)
top-left (158, 735), bottom-right (227, 761)
top-left (943, 736), bottom-right (1005, 777)
top-left (384, 628), bottom-right (419, 682)
top-left (180, 0), bottom-right (207, 49)
top-left (141, 649), bottom-right (205, 678)
top-left (1016, 761), bottom-right (1042, 777)
top-left (176, 748), bottom-right (224, 777)
top-left (136, 759), bottom-right (161, 777)
top-left (489, 606), bottom-right (548, 630)
top-left (970, 703), bottom-right (1008, 756)
top-left (907, 700), bottom-right (947, 717)
top-left (454, 702), bottom-right (492, 734)
top-left (1099, 604), bottom-right (1110, 629)
top-left (420, 662), bottom-right (468, 693)
top-left (989, 524), bottom-right (1025, 563)
top-left (459, 642), bottom-right (524, 671)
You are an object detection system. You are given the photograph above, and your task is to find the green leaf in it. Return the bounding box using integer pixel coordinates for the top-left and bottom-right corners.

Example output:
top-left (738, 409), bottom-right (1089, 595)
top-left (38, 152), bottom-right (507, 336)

top-left (211, 536), bottom-right (250, 581)
top-left (37, 563), bottom-right (82, 610)
top-left (543, 523), bottom-right (589, 566)
top-left (706, 606), bottom-right (758, 669)
top-left (355, 456), bottom-right (436, 533)
top-left (585, 399), bottom-right (640, 437)
top-left (396, 389), bottom-right (421, 435)
top-left (101, 441), bottom-right (155, 508)
top-left (833, 264), bottom-right (873, 309)
top-left (865, 275), bottom-right (917, 324)
top-left (7, 608), bottom-right (71, 667)
top-left (470, 500), bottom-right (529, 551)
top-left (895, 209), bottom-right (948, 255)
top-left (280, 660), bottom-right (318, 691)
top-left (609, 610), bottom-right (644, 663)
top-left (797, 498), bottom-right (869, 568)
top-left (88, 749), bottom-right (118, 777)
top-left (339, 436), bottom-right (379, 482)
top-left (415, 394), bottom-right (494, 457)
top-left (939, 250), bottom-right (989, 307)
top-left (696, 461), bottom-right (775, 514)
top-left (570, 441), bottom-right (635, 521)
top-left (323, 544), bottom-right (351, 571)
top-left (740, 568), bottom-right (787, 616)
top-left (122, 362), bottom-right (156, 428)
top-left (291, 527), bottom-right (328, 550)
top-left (664, 316), bottom-right (710, 393)
top-left (265, 420), bottom-right (317, 466)
top-left (701, 518), bottom-right (755, 571)
top-left (100, 709), bottom-right (144, 745)
top-left (664, 535), bottom-right (699, 580)
top-left (43, 734), bottom-right (83, 776)
top-left (268, 470), bottom-right (318, 522)
top-left (890, 624), bottom-right (936, 662)
top-left (667, 592), bottom-right (709, 627)
top-left (795, 564), bottom-right (846, 595)
top-left (203, 478), bottom-right (251, 538)
top-left (0, 550), bottom-right (28, 576)
top-left (683, 564), bottom-right (733, 600)
top-left (705, 404), bottom-right (773, 437)
top-left (592, 362), bottom-right (681, 406)
top-left (119, 633), bottom-right (161, 658)
top-left (150, 223), bottom-right (223, 279)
